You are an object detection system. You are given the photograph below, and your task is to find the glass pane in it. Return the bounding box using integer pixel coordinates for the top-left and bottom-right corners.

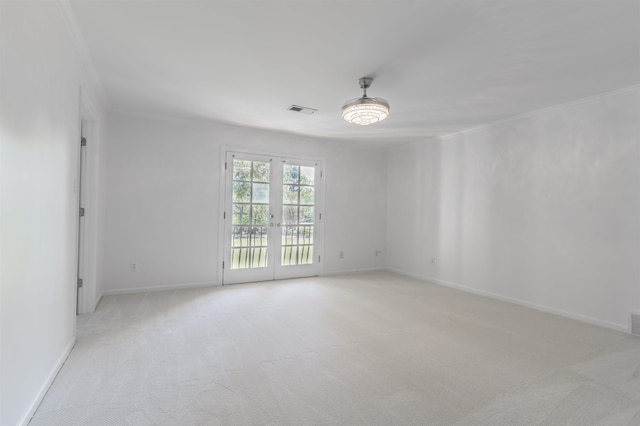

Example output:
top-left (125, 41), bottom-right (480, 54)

top-left (250, 248), bottom-right (268, 268)
top-left (300, 166), bottom-right (315, 185)
top-left (232, 204), bottom-right (250, 225)
top-left (251, 205), bottom-right (268, 224)
top-left (252, 183), bottom-right (269, 203)
top-left (233, 160), bottom-right (251, 181)
top-left (281, 246), bottom-right (298, 266)
top-left (231, 159), bottom-right (318, 271)
top-left (250, 227), bottom-right (268, 246)
top-left (230, 158), bottom-right (274, 271)
top-left (232, 182), bottom-right (251, 202)
top-left (231, 244), bottom-right (269, 270)
top-left (242, 228), bottom-right (252, 246)
top-left (231, 247), bottom-right (249, 269)
top-left (231, 226), bottom-right (240, 247)
top-left (282, 206), bottom-right (298, 225)
top-left (300, 186), bottom-right (314, 205)
top-left (282, 226), bottom-right (298, 246)
top-left (299, 225), bottom-right (313, 245)
top-left (283, 164), bottom-right (299, 184)
top-left (283, 185), bottom-right (299, 204)
top-left (253, 161), bottom-right (270, 182)
top-left (299, 206), bottom-right (314, 224)
top-left (298, 245), bottom-right (313, 265)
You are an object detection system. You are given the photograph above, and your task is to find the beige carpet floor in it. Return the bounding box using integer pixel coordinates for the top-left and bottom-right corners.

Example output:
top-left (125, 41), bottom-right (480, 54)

top-left (30, 271), bottom-right (640, 425)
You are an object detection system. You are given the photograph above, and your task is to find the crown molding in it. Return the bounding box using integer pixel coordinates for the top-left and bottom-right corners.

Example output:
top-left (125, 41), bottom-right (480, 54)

top-left (57, 0), bottom-right (111, 109)
top-left (438, 84), bottom-right (640, 141)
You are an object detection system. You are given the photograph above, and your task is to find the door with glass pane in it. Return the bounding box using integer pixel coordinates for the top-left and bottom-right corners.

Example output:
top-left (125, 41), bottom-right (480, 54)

top-left (222, 152), bottom-right (322, 284)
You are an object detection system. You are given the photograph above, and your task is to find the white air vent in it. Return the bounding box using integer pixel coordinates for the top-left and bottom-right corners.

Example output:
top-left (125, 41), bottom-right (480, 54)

top-left (287, 105), bottom-right (317, 115)
top-left (632, 313), bottom-right (640, 336)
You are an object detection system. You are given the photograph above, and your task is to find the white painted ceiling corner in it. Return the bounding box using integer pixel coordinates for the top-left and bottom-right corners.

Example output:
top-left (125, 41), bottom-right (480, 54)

top-left (66, 0), bottom-right (640, 148)
top-left (58, 0), bottom-right (111, 109)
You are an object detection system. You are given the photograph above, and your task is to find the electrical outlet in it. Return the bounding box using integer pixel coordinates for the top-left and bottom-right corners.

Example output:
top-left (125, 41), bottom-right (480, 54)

top-left (431, 257), bottom-right (437, 264)
top-left (130, 263), bottom-right (137, 272)
top-left (375, 250), bottom-right (382, 256)
top-left (339, 251), bottom-right (344, 259)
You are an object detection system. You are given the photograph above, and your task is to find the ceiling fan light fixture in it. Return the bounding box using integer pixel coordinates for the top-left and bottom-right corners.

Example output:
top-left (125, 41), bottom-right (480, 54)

top-left (342, 77), bottom-right (390, 126)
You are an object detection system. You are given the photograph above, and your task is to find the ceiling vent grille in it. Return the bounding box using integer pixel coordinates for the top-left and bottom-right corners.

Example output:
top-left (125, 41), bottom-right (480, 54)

top-left (287, 105), bottom-right (317, 115)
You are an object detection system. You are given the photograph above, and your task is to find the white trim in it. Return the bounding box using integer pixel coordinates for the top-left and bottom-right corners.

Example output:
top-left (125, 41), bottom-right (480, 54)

top-left (385, 136), bottom-right (440, 152)
top-left (385, 267), bottom-right (629, 334)
top-left (220, 145), bottom-right (326, 164)
top-left (321, 267), bottom-right (386, 277)
top-left (19, 338), bottom-right (76, 426)
top-left (94, 292), bottom-right (104, 311)
top-left (216, 146), bottom-right (227, 286)
top-left (102, 281), bottom-right (221, 296)
top-left (219, 148), bottom-right (326, 285)
top-left (437, 84), bottom-right (640, 141)
top-left (109, 109), bottom-right (384, 152)
top-left (76, 88), bottom-right (101, 315)
top-left (103, 271), bottom-right (390, 295)
top-left (384, 85), bottom-right (640, 151)
top-left (111, 107), bottom-right (232, 126)
top-left (57, 1), bottom-right (110, 107)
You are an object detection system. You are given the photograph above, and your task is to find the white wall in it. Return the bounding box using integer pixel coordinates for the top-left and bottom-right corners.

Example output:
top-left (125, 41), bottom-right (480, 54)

top-left (1, 5), bottom-right (635, 424)
top-left (0, 2), bottom-right (107, 425)
top-left (103, 113), bottom-right (387, 293)
top-left (387, 87), bottom-right (640, 331)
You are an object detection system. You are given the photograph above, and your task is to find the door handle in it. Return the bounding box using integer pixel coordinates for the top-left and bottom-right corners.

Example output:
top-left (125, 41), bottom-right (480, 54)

top-left (269, 223), bottom-right (274, 227)
top-left (277, 223), bottom-right (281, 227)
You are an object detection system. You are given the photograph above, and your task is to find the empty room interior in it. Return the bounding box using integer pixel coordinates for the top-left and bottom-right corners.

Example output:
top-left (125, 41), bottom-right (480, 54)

top-left (1, 1), bottom-right (640, 425)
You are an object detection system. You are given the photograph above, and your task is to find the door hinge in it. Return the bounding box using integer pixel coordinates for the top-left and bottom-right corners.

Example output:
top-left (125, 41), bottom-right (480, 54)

top-left (318, 255), bottom-right (321, 263)
top-left (79, 207), bottom-right (85, 217)
top-left (319, 213), bottom-right (322, 220)
top-left (224, 211), bottom-right (226, 219)
top-left (222, 261), bottom-right (225, 270)
top-left (77, 278), bottom-right (83, 288)
top-left (320, 171), bottom-right (323, 178)
top-left (225, 162), bottom-right (227, 170)
top-left (81, 137), bottom-right (87, 147)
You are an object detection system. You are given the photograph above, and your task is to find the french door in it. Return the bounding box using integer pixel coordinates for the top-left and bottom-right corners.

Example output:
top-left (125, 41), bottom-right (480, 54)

top-left (222, 152), bottom-right (323, 284)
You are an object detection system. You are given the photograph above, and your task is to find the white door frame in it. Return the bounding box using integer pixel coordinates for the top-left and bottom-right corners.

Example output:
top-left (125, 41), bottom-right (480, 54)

top-left (218, 147), bottom-right (325, 285)
top-left (75, 88), bottom-right (101, 314)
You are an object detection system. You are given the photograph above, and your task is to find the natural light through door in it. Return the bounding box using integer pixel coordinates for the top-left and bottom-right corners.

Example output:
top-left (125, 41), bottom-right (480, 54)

top-left (230, 159), bottom-right (270, 269)
top-left (223, 152), bottom-right (323, 284)
top-left (281, 163), bottom-right (315, 266)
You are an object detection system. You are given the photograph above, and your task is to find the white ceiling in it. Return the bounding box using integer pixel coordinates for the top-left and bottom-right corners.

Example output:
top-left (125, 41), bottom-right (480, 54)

top-left (68, 0), bottom-right (640, 148)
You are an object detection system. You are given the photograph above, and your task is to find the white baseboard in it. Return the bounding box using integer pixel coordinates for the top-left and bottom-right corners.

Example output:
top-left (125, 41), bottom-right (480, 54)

top-left (93, 291), bottom-right (104, 311)
top-left (103, 272), bottom-right (391, 294)
top-left (385, 267), bottom-right (629, 334)
top-left (631, 312), bottom-right (640, 336)
top-left (20, 337), bottom-right (76, 426)
top-left (102, 281), bottom-right (221, 296)
top-left (321, 267), bottom-right (386, 277)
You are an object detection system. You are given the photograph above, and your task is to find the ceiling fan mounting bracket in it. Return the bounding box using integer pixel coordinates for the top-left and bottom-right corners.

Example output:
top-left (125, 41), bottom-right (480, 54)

top-left (358, 77), bottom-right (373, 90)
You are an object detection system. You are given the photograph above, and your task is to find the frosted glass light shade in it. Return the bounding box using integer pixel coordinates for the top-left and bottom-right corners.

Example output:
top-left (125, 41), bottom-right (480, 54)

top-left (341, 97), bottom-right (390, 125)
